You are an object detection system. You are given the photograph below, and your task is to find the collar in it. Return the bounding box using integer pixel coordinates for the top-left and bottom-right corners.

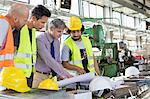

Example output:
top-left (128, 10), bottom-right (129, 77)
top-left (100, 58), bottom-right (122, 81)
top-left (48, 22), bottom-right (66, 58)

top-left (45, 32), bottom-right (54, 43)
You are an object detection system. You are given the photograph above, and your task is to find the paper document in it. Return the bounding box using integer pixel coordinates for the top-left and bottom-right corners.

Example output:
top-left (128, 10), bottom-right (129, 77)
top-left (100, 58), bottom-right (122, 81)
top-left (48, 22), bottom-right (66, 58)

top-left (57, 72), bottom-right (95, 87)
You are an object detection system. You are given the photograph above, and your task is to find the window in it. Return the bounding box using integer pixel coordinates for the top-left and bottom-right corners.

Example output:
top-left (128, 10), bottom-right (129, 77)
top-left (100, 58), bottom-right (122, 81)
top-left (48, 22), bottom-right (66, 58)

top-left (15, 0), bottom-right (28, 3)
top-left (122, 14), bottom-right (135, 28)
top-left (70, 0), bottom-right (79, 15)
top-left (126, 16), bottom-right (134, 28)
top-left (89, 4), bottom-right (96, 18)
top-left (135, 18), bottom-right (140, 28)
top-left (104, 7), bottom-right (110, 23)
top-left (122, 14), bottom-right (127, 27)
top-left (46, 0), bottom-right (55, 9)
top-left (60, 0), bottom-right (71, 9)
top-left (82, 1), bottom-right (89, 18)
top-left (30, 0), bottom-right (43, 5)
top-left (112, 11), bottom-right (121, 25)
top-left (96, 6), bottom-right (103, 18)
top-left (141, 20), bottom-right (146, 30)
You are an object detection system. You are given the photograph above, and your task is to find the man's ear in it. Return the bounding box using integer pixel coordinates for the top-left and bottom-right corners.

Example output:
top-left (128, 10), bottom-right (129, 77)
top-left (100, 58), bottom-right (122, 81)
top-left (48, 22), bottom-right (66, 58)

top-left (48, 27), bottom-right (52, 33)
top-left (49, 27), bottom-right (54, 31)
top-left (13, 15), bottom-right (18, 23)
top-left (31, 16), bottom-right (37, 21)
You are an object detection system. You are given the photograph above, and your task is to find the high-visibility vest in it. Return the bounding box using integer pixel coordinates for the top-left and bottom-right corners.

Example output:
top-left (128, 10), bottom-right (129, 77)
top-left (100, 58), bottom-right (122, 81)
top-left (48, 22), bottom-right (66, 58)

top-left (0, 15), bottom-right (14, 67)
top-left (65, 36), bottom-right (95, 73)
top-left (14, 25), bottom-right (36, 78)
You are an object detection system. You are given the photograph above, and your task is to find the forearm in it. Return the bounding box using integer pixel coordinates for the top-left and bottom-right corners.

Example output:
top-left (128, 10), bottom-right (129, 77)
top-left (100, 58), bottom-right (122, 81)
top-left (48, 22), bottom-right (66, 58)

top-left (62, 61), bottom-right (80, 71)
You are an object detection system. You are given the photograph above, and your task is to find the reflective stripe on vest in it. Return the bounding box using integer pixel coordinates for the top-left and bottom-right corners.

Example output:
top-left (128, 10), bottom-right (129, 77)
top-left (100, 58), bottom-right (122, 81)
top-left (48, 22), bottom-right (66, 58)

top-left (15, 52), bottom-right (32, 58)
top-left (15, 63), bottom-right (32, 69)
top-left (0, 54), bottom-right (14, 61)
top-left (69, 60), bottom-right (82, 65)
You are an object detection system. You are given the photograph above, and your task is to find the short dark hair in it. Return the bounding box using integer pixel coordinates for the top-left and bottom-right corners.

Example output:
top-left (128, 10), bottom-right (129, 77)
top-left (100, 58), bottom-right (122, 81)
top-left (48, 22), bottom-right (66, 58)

top-left (31, 5), bottom-right (51, 20)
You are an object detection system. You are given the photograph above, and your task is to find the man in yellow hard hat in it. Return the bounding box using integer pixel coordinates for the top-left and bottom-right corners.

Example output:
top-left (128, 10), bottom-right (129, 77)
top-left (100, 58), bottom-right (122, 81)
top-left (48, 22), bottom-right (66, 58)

top-left (61, 16), bottom-right (100, 76)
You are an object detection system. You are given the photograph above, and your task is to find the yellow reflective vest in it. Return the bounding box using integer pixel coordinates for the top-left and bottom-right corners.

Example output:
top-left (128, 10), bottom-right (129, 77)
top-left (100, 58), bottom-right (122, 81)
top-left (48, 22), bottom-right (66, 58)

top-left (65, 36), bottom-right (95, 73)
top-left (14, 25), bottom-right (36, 78)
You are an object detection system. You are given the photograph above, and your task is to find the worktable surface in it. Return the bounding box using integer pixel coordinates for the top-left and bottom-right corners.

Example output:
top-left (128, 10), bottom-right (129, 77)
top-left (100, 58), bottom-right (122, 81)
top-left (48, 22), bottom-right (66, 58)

top-left (0, 89), bottom-right (70, 99)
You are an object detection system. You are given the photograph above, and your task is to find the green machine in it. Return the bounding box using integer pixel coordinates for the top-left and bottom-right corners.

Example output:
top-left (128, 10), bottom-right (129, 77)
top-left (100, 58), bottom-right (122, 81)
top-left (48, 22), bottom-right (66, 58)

top-left (100, 43), bottom-right (118, 77)
top-left (81, 18), bottom-right (118, 77)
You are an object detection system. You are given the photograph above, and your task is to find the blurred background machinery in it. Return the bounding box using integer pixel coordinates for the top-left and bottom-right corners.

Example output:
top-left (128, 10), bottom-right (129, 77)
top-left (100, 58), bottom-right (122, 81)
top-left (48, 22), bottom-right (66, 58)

top-left (81, 18), bottom-right (119, 77)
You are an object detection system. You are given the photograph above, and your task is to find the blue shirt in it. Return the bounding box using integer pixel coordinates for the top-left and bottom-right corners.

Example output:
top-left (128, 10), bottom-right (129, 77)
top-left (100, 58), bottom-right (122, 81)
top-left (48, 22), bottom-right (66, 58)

top-left (36, 32), bottom-right (70, 76)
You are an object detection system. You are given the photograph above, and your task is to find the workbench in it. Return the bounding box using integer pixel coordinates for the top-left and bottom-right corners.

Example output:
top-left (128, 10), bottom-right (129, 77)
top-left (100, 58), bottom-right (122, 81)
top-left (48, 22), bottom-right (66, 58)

top-left (1, 76), bottom-right (150, 99)
top-left (0, 89), bottom-right (92, 99)
top-left (0, 89), bottom-right (69, 99)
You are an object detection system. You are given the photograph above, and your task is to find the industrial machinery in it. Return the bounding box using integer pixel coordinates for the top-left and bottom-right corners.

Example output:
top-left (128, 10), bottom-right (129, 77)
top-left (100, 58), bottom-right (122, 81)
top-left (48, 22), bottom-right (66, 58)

top-left (100, 43), bottom-right (118, 77)
top-left (81, 18), bottom-right (118, 77)
top-left (118, 41), bottom-right (135, 75)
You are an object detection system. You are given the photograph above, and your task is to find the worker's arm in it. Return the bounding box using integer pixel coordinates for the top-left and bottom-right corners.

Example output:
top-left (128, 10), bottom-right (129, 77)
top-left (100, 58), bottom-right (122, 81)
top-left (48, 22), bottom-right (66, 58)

top-left (61, 44), bottom-right (86, 74)
top-left (0, 19), bottom-right (9, 50)
top-left (62, 61), bottom-right (86, 74)
top-left (37, 36), bottom-right (72, 78)
top-left (93, 55), bottom-right (101, 75)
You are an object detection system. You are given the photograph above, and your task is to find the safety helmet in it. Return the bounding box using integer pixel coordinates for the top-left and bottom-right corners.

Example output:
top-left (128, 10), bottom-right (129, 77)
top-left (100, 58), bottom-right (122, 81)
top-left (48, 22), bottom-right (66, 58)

top-left (0, 67), bottom-right (30, 93)
top-left (89, 76), bottom-right (112, 97)
top-left (68, 16), bottom-right (82, 30)
top-left (125, 66), bottom-right (140, 78)
top-left (38, 77), bottom-right (59, 90)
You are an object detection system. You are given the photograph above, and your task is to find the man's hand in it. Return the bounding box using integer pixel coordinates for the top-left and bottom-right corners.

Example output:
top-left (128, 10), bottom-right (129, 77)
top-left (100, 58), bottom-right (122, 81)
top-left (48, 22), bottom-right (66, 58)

top-left (58, 71), bottom-right (73, 80)
top-left (65, 73), bottom-right (73, 78)
top-left (62, 61), bottom-right (86, 75)
top-left (58, 76), bottom-right (65, 80)
top-left (76, 67), bottom-right (86, 75)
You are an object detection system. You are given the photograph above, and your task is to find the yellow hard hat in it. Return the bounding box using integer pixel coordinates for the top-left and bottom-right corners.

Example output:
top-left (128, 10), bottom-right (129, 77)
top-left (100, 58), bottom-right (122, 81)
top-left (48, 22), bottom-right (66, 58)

top-left (69, 16), bottom-right (82, 30)
top-left (0, 67), bottom-right (30, 93)
top-left (38, 77), bottom-right (59, 90)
